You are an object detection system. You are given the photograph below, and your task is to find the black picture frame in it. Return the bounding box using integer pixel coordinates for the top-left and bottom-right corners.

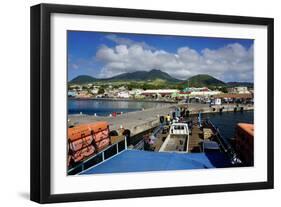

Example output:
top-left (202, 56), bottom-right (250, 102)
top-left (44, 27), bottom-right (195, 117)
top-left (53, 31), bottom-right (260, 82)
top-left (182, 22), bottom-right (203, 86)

top-left (30, 3), bottom-right (274, 204)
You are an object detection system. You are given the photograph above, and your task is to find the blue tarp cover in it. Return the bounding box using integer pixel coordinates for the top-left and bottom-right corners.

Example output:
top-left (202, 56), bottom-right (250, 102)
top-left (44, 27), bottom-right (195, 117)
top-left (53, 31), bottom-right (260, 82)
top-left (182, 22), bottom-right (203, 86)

top-left (81, 149), bottom-right (231, 175)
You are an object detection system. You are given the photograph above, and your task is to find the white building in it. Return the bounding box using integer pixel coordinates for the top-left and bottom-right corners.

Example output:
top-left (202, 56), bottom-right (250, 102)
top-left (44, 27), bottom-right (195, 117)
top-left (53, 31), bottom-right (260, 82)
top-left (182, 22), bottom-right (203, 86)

top-left (91, 88), bottom-right (99, 94)
top-left (68, 91), bottom-right (77, 97)
top-left (214, 98), bottom-right (222, 105)
top-left (118, 86), bottom-right (126, 91)
top-left (227, 87), bottom-right (250, 94)
top-left (129, 89), bottom-right (144, 96)
top-left (117, 91), bottom-right (130, 98)
top-left (141, 89), bottom-right (179, 97)
top-left (190, 90), bottom-right (221, 96)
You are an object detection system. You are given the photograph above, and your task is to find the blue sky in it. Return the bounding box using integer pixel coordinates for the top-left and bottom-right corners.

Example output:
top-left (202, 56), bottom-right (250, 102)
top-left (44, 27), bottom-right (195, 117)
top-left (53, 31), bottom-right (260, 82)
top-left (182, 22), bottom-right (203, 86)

top-left (68, 31), bottom-right (254, 82)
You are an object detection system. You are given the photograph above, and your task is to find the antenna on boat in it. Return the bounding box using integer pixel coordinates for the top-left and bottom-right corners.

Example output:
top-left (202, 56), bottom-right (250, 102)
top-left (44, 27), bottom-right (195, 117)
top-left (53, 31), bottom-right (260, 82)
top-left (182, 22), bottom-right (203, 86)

top-left (198, 112), bottom-right (202, 128)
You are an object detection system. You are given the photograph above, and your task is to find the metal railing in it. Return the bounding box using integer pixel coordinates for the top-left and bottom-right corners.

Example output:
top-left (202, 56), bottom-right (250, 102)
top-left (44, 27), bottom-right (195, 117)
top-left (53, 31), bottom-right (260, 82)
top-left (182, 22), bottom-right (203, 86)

top-left (68, 137), bottom-right (127, 175)
top-left (134, 140), bottom-right (144, 150)
top-left (205, 119), bottom-right (241, 164)
top-left (133, 124), bottom-right (164, 150)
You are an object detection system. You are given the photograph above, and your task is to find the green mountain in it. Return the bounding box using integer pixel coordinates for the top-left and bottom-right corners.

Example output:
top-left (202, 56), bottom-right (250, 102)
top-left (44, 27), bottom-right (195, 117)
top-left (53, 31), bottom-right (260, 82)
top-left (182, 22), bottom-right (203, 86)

top-left (106, 69), bottom-right (180, 82)
top-left (70, 71), bottom-right (253, 89)
top-left (69, 75), bottom-right (97, 84)
top-left (184, 74), bottom-right (226, 87)
top-left (69, 69), bottom-right (180, 84)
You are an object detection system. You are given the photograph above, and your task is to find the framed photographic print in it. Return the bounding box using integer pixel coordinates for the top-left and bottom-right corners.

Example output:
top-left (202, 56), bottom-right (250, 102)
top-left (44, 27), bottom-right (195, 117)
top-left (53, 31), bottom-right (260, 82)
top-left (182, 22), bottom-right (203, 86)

top-left (30, 3), bottom-right (274, 203)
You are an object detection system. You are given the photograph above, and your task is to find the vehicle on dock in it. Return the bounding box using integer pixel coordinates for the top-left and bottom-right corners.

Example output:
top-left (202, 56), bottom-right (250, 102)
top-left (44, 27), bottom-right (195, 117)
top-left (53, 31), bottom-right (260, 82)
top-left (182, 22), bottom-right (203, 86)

top-left (159, 123), bottom-right (190, 152)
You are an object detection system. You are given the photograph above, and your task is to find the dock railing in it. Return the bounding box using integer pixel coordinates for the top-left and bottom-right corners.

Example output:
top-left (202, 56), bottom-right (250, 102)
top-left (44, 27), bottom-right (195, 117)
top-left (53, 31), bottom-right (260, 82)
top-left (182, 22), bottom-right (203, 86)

top-left (205, 119), bottom-right (241, 164)
top-left (68, 137), bottom-right (127, 175)
top-left (133, 124), bottom-right (164, 150)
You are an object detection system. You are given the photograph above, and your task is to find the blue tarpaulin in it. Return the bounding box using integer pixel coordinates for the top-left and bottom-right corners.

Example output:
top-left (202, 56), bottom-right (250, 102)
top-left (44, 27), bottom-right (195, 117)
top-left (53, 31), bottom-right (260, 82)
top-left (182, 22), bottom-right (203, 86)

top-left (80, 150), bottom-right (232, 175)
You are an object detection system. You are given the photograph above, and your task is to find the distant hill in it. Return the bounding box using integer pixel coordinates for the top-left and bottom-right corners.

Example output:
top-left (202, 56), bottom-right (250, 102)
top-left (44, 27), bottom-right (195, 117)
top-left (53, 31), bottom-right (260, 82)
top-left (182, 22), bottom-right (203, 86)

top-left (106, 69), bottom-right (180, 82)
top-left (227, 82), bottom-right (254, 88)
top-left (69, 69), bottom-right (180, 84)
top-left (69, 75), bottom-right (97, 84)
top-left (69, 71), bottom-right (253, 89)
top-left (184, 74), bottom-right (226, 87)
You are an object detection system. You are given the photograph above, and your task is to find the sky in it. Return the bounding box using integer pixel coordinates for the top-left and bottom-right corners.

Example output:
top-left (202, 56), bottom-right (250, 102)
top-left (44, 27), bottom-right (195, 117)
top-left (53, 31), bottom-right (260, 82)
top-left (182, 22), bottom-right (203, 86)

top-left (67, 31), bottom-right (254, 82)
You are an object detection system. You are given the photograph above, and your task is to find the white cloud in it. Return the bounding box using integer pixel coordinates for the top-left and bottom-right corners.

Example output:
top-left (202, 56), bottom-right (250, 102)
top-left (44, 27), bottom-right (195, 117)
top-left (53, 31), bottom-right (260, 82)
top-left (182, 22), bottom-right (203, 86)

top-left (96, 41), bottom-right (253, 82)
top-left (105, 34), bottom-right (155, 50)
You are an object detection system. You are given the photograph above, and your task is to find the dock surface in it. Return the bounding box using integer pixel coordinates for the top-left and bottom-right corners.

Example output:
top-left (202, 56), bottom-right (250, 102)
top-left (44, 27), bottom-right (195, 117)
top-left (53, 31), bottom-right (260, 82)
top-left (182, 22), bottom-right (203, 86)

top-left (188, 126), bottom-right (203, 152)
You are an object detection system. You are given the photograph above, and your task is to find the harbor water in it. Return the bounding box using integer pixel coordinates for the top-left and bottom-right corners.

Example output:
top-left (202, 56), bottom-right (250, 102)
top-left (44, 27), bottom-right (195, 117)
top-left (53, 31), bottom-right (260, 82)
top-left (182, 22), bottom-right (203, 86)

top-left (68, 99), bottom-right (172, 116)
top-left (202, 110), bottom-right (254, 141)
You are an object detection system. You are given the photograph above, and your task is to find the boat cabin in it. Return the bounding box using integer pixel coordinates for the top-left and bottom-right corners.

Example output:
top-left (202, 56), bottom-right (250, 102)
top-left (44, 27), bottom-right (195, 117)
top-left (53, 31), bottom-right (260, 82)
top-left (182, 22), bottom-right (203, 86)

top-left (159, 123), bottom-right (190, 152)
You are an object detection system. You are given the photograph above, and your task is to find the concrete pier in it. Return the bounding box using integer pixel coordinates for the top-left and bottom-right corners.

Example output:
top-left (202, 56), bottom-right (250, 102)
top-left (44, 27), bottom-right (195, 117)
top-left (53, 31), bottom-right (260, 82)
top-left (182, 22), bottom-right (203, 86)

top-left (68, 103), bottom-right (253, 136)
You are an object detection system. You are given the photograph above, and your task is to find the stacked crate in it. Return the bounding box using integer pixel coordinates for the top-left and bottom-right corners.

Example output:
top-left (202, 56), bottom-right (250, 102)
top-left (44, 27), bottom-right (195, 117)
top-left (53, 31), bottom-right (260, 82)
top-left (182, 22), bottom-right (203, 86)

top-left (88, 122), bottom-right (111, 152)
top-left (68, 125), bottom-right (95, 166)
top-left (67, 122), bottom-right (111, 167)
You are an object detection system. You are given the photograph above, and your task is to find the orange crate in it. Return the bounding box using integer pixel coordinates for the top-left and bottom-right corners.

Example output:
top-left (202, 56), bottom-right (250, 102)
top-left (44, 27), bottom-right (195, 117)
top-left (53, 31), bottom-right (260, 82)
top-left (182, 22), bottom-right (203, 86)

top-left (71, 145), bottom-right (95, 163)
top-left (69, 135), bottom-right (93, 152)
top-left (68, 125), bottom-right (91, 141)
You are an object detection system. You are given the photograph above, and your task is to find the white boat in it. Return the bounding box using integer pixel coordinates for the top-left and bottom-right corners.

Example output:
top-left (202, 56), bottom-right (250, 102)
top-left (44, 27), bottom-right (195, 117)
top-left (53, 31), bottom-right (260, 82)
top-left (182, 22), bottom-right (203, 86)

top-left (159, 123), bottom-right (190, 153)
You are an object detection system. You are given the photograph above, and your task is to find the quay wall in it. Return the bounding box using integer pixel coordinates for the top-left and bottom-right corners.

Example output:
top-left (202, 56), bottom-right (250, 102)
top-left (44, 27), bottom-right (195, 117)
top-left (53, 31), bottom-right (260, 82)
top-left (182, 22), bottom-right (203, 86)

top-left (188, 105), bottom-right (254, 115)
top-left (68, 103), bottom-right (253, 136)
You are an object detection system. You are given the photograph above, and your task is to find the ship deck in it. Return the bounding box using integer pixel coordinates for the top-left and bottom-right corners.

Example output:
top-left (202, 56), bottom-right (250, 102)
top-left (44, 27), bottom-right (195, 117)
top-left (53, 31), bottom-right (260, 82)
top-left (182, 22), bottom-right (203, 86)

top-left (153, 123), bottom-right (205, 153)
top-left (188, 127), bottom-right (204, 152)
top-left (162, 135), bottom-right (187, 152)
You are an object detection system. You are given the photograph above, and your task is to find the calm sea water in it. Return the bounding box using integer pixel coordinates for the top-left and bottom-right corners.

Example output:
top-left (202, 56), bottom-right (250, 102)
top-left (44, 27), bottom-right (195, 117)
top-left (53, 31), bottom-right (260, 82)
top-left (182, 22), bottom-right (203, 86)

top-left (68, 99), bottom-right (171, 116)
top-left (202, 111), bottom-right (254, 140)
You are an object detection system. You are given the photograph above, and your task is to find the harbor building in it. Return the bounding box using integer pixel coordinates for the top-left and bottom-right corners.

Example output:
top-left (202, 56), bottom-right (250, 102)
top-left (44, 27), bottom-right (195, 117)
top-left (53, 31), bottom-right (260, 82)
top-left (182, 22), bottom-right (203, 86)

top-left (141, 89), bottom-right (179, 98)
top-left (227, 86), bottom-right (250, 94)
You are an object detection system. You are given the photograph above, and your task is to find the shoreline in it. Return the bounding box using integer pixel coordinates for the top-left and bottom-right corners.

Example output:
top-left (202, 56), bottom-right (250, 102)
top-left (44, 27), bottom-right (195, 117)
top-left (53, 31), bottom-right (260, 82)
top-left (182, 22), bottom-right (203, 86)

top-left (68, 97), bottom-right (178, 104)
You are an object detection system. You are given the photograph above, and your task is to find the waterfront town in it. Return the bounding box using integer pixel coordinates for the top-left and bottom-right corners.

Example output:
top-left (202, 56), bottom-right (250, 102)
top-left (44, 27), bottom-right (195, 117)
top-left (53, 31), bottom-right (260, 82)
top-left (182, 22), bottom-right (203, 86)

top-left (68, 83), bottom-right (254, 106)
